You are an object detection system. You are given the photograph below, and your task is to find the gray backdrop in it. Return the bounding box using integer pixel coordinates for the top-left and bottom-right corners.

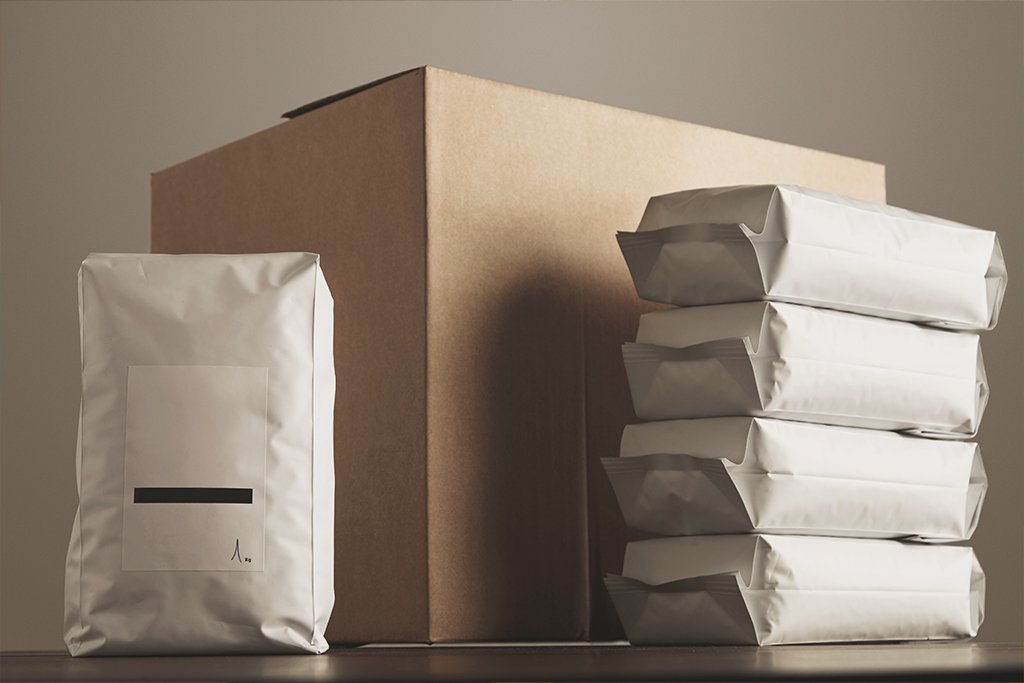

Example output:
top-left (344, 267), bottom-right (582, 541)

top-left (2, 0), bottom-right (1021, 651)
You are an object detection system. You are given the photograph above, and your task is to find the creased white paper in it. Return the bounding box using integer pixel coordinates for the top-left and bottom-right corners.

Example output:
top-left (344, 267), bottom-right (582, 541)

top-left (65, 253), bottom-right (335, 655)
top-left (617, 184), bottom-right (1006, 330)
top-left (607, 535), bottom-right (984, 645)
top-left (622, 301), bottom-right (986, 437)
top-left (604, 417), bottom-right (985, 540)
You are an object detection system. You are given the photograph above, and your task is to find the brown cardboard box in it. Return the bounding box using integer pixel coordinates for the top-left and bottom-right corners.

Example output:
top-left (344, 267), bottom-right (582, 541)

top-left (151, 66), bottom-right (885, 643)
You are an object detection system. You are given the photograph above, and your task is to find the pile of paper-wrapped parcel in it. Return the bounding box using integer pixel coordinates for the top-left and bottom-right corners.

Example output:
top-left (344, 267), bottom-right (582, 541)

top-left (605, 184), bottom-right (1005, 645)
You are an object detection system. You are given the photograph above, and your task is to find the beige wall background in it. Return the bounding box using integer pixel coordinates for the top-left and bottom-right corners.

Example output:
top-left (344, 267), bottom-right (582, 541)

top-left (1, 1), bottom-right (1021, 652)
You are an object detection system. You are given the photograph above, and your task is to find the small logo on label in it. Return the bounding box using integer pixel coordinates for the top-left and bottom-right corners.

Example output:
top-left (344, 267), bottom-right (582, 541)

top-left (230, 538), bottom-right (252, 564)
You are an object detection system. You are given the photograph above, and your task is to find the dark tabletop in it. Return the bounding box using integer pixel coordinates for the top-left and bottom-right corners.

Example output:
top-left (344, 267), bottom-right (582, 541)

top-left (2, 642), bottom-right (1022, 682)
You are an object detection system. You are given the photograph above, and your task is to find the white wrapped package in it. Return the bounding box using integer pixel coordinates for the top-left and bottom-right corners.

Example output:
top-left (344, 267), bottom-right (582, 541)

top-left (617, 184), bottom-right (1006, 330)
top-left (65, 253), bottom-right (335, 655)
top-left (623, 301), bottom-right (987, 437)
top-left (606, 535), bottom-right (984, 645)
top-left (603, 417), bottom-right (986, 541)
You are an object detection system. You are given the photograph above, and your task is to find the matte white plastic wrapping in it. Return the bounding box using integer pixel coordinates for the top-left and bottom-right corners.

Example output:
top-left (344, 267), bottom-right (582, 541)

top-left (617, 184), bottom-right (1006, 330)
top-left (604, 417), bottom-right (986, 541)
top-left (606, 535), bottom-right (984, 645)
top-left (65, 253), bottom-right (335, 655)
top-left (622, 301), bottom-right (987, 437)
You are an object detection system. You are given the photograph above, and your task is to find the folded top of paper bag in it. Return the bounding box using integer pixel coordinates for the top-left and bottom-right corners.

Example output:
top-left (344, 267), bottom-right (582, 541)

top-left (617, 185), bottom-right (1006, 330)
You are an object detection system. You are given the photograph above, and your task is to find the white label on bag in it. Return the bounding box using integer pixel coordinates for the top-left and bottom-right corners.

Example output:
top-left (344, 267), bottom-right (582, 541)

top-left (121, 365), bottom-right (267, 571)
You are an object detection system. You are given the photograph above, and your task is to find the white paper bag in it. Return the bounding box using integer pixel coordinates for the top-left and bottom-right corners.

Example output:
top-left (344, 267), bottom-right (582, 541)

top-left (617, 184), bottom-right (1006, 330)
top-left (622, 301), bottom-right (987, 437)
top-left (65, 253), bottom-right (335, 655)
top-left (607, 535), bottom-right (984, 645)
top-left (604, 417), bottom-right (985, 540)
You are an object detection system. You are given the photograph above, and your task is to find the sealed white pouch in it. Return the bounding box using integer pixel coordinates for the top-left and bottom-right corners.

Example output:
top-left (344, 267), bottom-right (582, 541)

top-left (617, 184), bottom-right (1006, 330)
top-left (65, 253), bottom-right (335, 655)
top-left (603, 417), bottom-right (986, 540)
top-left (606, 535), bottom-right (984, 645)
top-left (623, 301), bottom-right (987, 437)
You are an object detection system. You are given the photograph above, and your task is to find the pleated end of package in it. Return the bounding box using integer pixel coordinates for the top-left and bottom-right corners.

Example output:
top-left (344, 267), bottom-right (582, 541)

top-left (603, 417), bottom-right (986, 541)
top-left (65, 253), bottom-right (335, 656)
top-left (606, 535), bottom-right (984, 645)
top-left (617, 184), bottom-right (1006, 331)
top-left (622, 301), bottom-right (987, 437)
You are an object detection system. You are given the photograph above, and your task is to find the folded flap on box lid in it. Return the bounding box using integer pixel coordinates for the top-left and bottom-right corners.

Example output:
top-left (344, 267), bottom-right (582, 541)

top-left (282, 66), bottom-right (425, 119)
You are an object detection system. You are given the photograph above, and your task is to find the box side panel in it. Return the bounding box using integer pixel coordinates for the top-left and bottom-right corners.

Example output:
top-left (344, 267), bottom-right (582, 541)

top-left (424, 68), bottom-right (885, 641)
top-left (152, 71), bottom-right (429, 643)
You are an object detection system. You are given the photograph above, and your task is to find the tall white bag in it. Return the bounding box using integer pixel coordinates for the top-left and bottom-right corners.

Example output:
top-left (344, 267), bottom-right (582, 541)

top-left (65, 253), bottom-right (335, 655)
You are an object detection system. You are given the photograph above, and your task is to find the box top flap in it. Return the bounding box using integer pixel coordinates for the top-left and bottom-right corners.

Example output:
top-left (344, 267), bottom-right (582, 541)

top-left (282, 66), bottom-right (425, 119)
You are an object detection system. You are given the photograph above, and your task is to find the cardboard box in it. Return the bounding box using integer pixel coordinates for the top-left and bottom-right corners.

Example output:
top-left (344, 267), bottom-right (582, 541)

top-left (151, 66), bottom-right (885, 643)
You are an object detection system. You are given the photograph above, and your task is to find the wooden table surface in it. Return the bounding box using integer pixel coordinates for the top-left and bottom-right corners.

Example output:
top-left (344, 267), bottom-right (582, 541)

top-left (2, 642), bottom-right (1022, 682)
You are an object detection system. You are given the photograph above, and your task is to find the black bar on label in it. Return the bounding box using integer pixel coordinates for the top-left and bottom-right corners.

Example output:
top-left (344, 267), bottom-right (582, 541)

top-left (133, 487), bottom-right (253, 504)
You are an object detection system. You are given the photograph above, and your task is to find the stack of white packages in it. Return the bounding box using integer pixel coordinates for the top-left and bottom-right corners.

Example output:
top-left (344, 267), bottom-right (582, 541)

top-left (605, 185), bottom-right (1006, 645)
